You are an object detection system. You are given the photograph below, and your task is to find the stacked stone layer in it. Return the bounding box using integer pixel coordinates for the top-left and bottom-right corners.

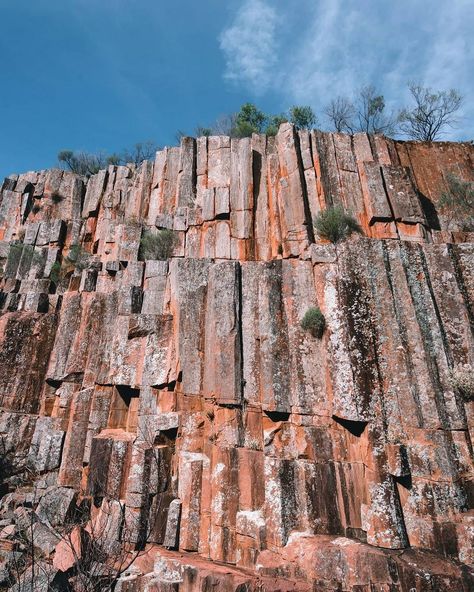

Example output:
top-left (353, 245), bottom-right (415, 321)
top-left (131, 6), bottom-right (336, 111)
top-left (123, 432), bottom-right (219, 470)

top-left (0, 125), bottom-right (473, 590)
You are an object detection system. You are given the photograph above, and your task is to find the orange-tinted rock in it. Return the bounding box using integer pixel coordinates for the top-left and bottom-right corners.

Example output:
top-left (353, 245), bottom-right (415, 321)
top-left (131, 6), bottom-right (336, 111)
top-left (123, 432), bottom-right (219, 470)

top-left (0, 131), bottom-right (473, 590)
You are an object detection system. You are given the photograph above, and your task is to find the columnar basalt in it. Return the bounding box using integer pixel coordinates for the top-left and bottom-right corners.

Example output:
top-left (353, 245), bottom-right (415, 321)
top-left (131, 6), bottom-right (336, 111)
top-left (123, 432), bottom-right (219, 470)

top-left (0, 125), bottom-right (473, 590)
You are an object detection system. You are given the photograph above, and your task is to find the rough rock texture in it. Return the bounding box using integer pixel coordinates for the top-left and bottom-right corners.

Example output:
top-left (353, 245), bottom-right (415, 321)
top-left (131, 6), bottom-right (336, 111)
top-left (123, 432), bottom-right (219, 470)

top-left (0, 125), bottom-right (473, 590)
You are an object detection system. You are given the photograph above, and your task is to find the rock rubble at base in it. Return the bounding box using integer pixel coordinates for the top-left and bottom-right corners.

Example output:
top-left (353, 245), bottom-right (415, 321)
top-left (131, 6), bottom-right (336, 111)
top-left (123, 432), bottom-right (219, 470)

top-left (0, 126), bottom-right (473, 590)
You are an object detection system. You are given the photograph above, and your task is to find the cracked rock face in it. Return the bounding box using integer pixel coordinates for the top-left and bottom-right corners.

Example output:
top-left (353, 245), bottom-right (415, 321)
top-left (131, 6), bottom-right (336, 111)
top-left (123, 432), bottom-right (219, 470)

top-left (0, 126), bottom-right (473, 591)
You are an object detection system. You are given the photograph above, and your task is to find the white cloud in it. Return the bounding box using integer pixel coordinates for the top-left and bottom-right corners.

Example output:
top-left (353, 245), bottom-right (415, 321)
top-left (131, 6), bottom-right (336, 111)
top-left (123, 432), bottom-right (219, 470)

top-left (219, 0), bottom-right (474, 138)
top-left (219, 0), bottom-right (278, 94)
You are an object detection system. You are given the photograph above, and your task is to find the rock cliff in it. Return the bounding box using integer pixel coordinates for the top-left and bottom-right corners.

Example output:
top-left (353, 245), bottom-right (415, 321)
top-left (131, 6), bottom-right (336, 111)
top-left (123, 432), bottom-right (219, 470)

top-left (0, 124), bottom-right (473, 590)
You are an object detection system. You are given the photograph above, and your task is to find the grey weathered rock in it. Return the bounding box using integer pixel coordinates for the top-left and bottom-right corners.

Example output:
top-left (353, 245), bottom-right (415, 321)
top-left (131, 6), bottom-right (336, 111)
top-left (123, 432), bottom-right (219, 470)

top-left (163, 499), bottom-right (181, 549)
top-left (36, 486), bottom-right (76, 527)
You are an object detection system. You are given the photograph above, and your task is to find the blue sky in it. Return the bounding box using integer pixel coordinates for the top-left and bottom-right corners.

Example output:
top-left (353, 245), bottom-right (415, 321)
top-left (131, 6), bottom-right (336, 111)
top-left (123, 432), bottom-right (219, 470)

top-left (1, 0), bottom-right (473, 180)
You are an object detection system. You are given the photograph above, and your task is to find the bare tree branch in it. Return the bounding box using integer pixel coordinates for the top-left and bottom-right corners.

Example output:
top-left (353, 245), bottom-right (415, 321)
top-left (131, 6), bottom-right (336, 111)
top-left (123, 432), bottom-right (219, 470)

top-left (398, 83), bottom-right (463, 141)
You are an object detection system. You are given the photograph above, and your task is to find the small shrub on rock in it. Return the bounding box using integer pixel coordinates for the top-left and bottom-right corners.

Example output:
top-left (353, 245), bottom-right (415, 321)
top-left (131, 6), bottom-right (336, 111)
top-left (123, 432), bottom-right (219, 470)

top-left (66, 244), bottom-right (91, 271)
top-left (139, 229), bottom-right (176, 261)
top-left (49, 261), bottom-right (62, 286)
top-left (449, 364), bottom-right (474, 401)
top-left (301, 307), bottom-right (326, 339)
top-left (5, 241), bottom-right (24, 277)
top-left (51, 245), bottom-right (91, 285)
top-left (51, 192), bottom-right (64, 204)
top-left (314, 206), bottom-right (362, 243)
top-left (439, 173), bottom-right (474, 231)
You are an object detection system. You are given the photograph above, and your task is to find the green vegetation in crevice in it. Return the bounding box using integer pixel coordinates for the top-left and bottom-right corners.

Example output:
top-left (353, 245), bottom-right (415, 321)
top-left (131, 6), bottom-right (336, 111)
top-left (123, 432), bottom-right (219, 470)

top-left (301, 307), bottom-right (326, 339)
top-left (313, 206), bottom-right (362, 243)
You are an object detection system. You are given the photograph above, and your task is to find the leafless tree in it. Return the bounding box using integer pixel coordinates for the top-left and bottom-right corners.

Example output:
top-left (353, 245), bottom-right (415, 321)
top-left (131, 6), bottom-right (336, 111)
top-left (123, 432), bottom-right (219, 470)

top-left (58, 151), bottom-right (109, 176)
top-left (58, 141), bottom-right (159, 176)
top-left (0, 444), bottom-right (58, 592)
top-left (0, 404), bottom-right (178, 591)
top-left (324, 87), bottom-right (397, 135)
top-left (324, 96), bottom-right (356, 133)
top-left (121, 141), bottom-right (159, 165)
top-left (398, 83), bottom-right (463, 141)
top-left (47, 496), bottom-right (143, 592)
top-left (211, 113), bottom-right (237, 136)
top-left (356, 85), bottom-right (397, 135)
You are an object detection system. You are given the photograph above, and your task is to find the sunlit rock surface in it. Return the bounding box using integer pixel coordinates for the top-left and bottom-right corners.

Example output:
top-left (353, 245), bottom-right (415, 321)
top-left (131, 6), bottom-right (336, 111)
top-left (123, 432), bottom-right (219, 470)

top-left (0, 125), bottom-right (473, 590)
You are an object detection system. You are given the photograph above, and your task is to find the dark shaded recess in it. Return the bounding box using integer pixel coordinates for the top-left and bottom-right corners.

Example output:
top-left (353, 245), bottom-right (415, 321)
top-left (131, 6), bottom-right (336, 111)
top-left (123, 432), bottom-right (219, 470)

top-left (0, 452), bottom-right (16, 498)
top-left (394, 474), bottom-right (413, 490)
top-left (166, 379), bottom-right (176, 392)
top-left (236, 260), bottom-right (245, 404)
top-left (78, 178), bottom-right (87, 213)
top-left (313, 131), bottom-right (339, 206)
top-left (8, 279), bottom-right (20, 294)
top-left (433, 521), bottom-right (459, 560)
top-left (149, 490), bottom-right (176, 545)
top-left (116, 384), bottom-right (140, 405)
top-left (21, 183), bottom-right (35, 223)
top-left (293, 130), bottom-right (315, 243)
top-left (332, 415), bottom-right (368, 437)
top-left (389, 475), bottom-right (410, 548)
top-left (398, 444), bottom-right (411, 476)
top-left (48, 571), bottom-right (71, 592)
top-left (182, 568), bottom-right (198, 587)
top-left (252, 148), bottom-right (262, 259)
top-left (0, 292), bottom-right (6, 309)
top-left (386, 556), bottom-right (400, 584)
top-left (6, 293), bottom-right (20, 312)
top-left (215, 211), bottom-right (230, 220)
top-left (46, 378), bottom-right (62, 389)
top-left (157, 427), bottom-right (178, 444)
top-left (74, 496), bottom-right (92, 520)
top-left (216, 402), bottom-right (242, 410)
top-left (55, 221), bottom-right (68, 247)
top-left (130, 286), bottom-right (143, 314)
top-left (151, 378), bottom-right (177, 391)
top-left (88, 438), bottom-right (112, 498)
top-left (92, 240), bottom-right (99, 254)
top-left (460, 477), bottom-right (474, 509)
top-left (418, 191), bottom-right (441, 230)
top-left (264, 410), bottom-right (290, 423)
top-left (37, 293), bottom-right (49, 313)
top-left (141, 445), bottom-right (174, 547)
top-left (279, 460), bottom-right (298, 540)
top-left (306, 462), bottom-right (343, 534)
top-left (1, 177), bottom-right (17, 191)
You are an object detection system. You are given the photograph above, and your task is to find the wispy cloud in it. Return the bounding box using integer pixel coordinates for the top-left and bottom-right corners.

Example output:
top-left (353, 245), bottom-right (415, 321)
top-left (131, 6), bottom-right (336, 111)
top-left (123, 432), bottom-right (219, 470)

top-left (219, 0), bottom-right (278, 94)
top-left (219, 0), bottom-right (474, 138)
